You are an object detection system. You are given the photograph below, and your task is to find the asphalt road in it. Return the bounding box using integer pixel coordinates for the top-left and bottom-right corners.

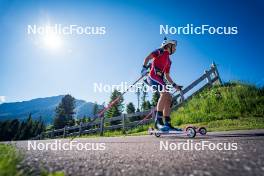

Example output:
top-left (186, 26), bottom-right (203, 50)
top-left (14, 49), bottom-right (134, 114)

top-left (11, 130), bottom-right (264, 176)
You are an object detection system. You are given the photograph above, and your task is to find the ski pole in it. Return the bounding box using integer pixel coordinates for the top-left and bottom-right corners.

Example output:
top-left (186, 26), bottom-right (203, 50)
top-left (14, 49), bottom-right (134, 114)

top-left (70, 74), bottom-right (146, 140)
top-left (96, 64), bottom-right (152, 118)
top-left (69, 65), bottom-right (152, 140)
top-left (90, 64), bottom-right (152, 123)
top-left (96, 74), bottom-right (145, 118)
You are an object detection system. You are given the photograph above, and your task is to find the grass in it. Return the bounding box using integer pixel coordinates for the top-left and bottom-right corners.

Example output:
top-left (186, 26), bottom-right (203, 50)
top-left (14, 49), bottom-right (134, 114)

top-left (203, 117), bottom-right (264, 131)
top-left (171, 82), bottom-right (264, 125)
top-left (178, 117), bottom-right (264, 132)
top-left (76, 124), bottom-right (150, 139)
top-left (0, 144), bottom-right (65, 176)
top-left (78, 82), bottom-right (264, 138)
top-left (167, 82), bottom-right (264, 132)
top-left (41, 171), bottom-right (65, 176)
top-left (0, 144), bottom-right (22, 176)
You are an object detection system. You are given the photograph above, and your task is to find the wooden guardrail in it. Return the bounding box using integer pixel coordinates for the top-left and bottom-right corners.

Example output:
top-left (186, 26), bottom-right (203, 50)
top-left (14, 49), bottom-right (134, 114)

top-left (33, 62), bottom-right (221, 140)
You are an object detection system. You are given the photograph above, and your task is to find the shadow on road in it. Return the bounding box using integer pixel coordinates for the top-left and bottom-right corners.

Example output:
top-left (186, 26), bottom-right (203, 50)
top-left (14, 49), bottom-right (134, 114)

top-left (161, 131), bottom-right (264, 140)
top-left (208, 133), bottom-right (264, 138)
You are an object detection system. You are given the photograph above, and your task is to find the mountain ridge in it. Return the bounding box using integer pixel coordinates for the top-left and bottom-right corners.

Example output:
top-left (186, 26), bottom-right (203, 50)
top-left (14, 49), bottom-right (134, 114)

top-left (0, 95), bottom-right (99, 124)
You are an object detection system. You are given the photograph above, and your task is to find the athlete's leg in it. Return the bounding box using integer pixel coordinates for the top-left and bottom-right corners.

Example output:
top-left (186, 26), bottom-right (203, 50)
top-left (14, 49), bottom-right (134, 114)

top-left (162, 91), bottom-right (172, 117)
top-left (156, 91), bottom-right (166, 112)
top-left (147, 77), bottom-right (169, 130)
top-left (162, 92), bottom-right (182, 131)
top-left (155, 91), bottom-right (165, 128)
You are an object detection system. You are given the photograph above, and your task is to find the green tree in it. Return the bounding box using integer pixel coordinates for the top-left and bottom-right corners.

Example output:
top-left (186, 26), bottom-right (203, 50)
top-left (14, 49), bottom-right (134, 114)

top-left (141, 83), bottom-right (151, 111)
top-left (151, 91), bottom-right (160, 107)
top-left (32, 116), bottom-right (45, 137)
top-left (106, 89), bottom-right (124, 125)
top-left (82, 115), bottom-right (91, 123)
top-left (53, 94), bottom-right (76, 129)
top-left (19, 114), bottom-right (34, 140)
top-left (126, 102), bottom-right (136, 114)
top-left (14, 121), bottom-right (25, 140)
top-left (0, 121), bottom-right (3, 140)
top-left (93, 102), bottom-right (99, 116)
top-left (9, 119), bottom-right (20, 140)
top-left (0, 120), bottom-right (10, 141)
top-left (0, 115), bottom-right (45, 141)
top-left (141, 100), bottom-right (151, 111)
top-left (75, 115), bottom-right (91, 125)
top-left (135, 86), bottom-right (141, 112)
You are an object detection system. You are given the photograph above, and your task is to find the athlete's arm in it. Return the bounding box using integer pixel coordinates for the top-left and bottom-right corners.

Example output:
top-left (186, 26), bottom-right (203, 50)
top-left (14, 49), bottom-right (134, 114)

top-left (143, 53), bottom-right (152, 67)
top-left (164, 73), bottom-right (174, 85)
top-left (165, 73), bottom-right (182, 91)
top-left (141, 53), bottom-right (153, 76)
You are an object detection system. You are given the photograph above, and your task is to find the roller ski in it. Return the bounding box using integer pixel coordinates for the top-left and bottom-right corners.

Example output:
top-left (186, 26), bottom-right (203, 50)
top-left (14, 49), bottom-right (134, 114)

top-left (148, 124), bottom-right (207, 138)
top-left (148, 125), bottom-right (197, 138)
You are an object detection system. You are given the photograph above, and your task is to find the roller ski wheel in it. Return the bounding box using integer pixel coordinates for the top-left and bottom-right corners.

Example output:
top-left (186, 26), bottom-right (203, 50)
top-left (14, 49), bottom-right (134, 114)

top-left (154, 132), bottom-right (161, 137)
top-left (198, 127), bottom-right (207, 135)
top-left (186, 127), bottom-right (196, 138)
top-left (148, 127), bottom-right (154, 135)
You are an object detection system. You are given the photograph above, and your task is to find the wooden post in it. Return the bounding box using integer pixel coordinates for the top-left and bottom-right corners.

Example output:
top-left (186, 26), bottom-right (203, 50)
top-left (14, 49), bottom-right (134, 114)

top-left (100, 117), bottom-right (105, 136)
top-left (151, 108), bottom-right (156, 120)
top-left (122, 114), bottom-right (126, 134)
top-left (204, 70), bottom-right (212, 86)
top-left (179, 90), bottom-right (184, 103)
top-left (211, 62), bottom-right (222, 85)
top-left (51, 130), bottom-right (54, 139)
top-left (63, 126), bottom-right (67, 138)
top-left (39, 133), bottom-right (43, 140)
top-left (79, 122), bottom-right (83, 136)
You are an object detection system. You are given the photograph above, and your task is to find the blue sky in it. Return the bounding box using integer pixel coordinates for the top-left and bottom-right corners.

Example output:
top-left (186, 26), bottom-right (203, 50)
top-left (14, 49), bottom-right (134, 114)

top-left (0, 0), bottom-right (263, 107)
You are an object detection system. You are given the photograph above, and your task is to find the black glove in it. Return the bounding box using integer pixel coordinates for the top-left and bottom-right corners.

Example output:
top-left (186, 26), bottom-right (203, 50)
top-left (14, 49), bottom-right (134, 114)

top-left (141, 65), bottom-right (148, 76)
top-left (172, 83), bottom-right (183, 91)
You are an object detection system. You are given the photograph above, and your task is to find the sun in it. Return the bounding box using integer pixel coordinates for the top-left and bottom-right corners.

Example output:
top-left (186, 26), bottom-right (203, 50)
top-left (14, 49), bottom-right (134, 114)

top-left (42, 26), bottom-right (62, 50)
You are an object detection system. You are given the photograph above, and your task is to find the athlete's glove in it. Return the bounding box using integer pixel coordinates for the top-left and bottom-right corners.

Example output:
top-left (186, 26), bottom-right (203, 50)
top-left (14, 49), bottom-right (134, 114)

top-left (172, 83), bottom-right (183, 91)
top-left (141, 65), bottom-right (148, 76)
